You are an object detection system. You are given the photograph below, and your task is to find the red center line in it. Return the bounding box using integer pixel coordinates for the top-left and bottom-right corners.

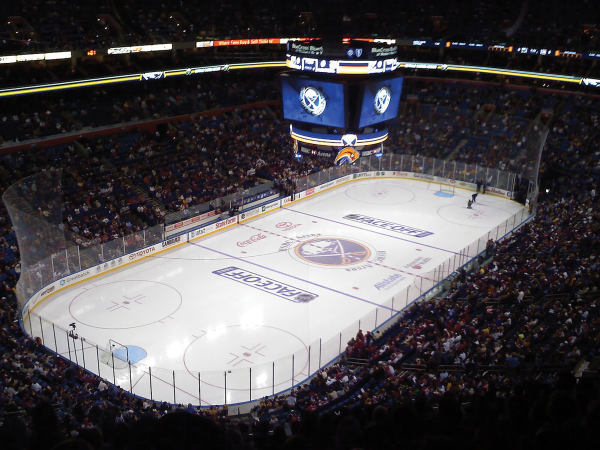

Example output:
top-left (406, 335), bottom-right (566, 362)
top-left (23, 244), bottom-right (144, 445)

top-left (239, 223), bottom-right (435, 282)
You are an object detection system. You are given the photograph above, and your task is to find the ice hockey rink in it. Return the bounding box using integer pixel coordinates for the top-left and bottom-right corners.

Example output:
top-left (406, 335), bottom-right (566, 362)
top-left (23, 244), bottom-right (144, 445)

top-left (29, 177), bottom-right (529, 407)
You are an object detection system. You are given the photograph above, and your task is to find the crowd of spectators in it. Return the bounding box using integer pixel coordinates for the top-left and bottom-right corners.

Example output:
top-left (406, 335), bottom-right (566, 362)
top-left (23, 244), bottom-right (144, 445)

top-left (387, 80), bottom-right (560, 176)
top-left (2, 74), bottom-right (599, 259)
top-left (83, 105), bottom-right (333, 214)
top-left (1, 69), bottom-right (600, 448)
top-left (0, 99), bottom-right (74, 143)
top-left (389, 105), bottom-right (471, 161)
top-left (60, 78), bottom-right (549, 233)
top-left (0, 71), bottom-right (280, 144)
top-left (0, 142), bottom-right (157, 255)
top-left (1, 1), bottom-right (118, 55)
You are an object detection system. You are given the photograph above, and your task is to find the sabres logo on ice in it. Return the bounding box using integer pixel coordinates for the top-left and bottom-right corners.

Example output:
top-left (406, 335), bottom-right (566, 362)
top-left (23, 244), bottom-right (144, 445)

top-left (335, 147), bottom-right (360, 166)
top-left (287, 236), bottom-right (387, 271)
top-left (295, 238), bottom-right (371, 266)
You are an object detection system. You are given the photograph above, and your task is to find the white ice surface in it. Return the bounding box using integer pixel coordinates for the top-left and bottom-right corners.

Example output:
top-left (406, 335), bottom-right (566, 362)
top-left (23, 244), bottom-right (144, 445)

top-left (31, 178), bottom-right (526, 406)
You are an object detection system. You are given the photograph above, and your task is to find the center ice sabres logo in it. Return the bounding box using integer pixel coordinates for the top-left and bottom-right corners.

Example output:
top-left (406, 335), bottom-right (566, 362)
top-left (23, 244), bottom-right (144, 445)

top-left (287, 237), bottom-right (387, 272)
top-left (299, 86), bottom-right (327, 116)
top-left (295, 238), bottom-right (371, 267)
top-left (374, 87), bottom-right (391, 115)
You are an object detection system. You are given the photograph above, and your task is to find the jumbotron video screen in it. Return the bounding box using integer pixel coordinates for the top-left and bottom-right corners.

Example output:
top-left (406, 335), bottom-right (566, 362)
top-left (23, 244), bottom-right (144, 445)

top-left (357, 75), bottom-right (403, 128)
top-left (280, 73), bottom-right (346, 128)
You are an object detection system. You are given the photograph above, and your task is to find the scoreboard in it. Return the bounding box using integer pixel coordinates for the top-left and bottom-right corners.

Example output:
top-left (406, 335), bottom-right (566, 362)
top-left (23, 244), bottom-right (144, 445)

top-left (280, 39), bottom-right (403, 165)
top-left (281, 74), bottom-right (347, 128)
top-left (286, 39), bottom-right (399, 75)
top-left (358, 76), bottom-right (403, 128)
top-left (280, 72), bottom-right (403, 132)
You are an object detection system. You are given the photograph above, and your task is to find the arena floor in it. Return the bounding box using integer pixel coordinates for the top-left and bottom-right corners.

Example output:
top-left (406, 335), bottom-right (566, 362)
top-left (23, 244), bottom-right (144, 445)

top-left (31, 178), bottom-right (527, 407)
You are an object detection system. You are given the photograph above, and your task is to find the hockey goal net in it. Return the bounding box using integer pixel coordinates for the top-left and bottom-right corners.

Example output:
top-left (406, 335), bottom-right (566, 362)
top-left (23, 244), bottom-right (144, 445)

top-left (429, 181), bottom-right (455, 195)
top-left (439, 183), bottom-right (455, 195)
top-left (99, 339), bottom-right (130, 369)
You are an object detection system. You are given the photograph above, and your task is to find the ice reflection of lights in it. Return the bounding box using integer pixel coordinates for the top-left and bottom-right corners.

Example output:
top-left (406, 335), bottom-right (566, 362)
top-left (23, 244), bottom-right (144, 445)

top-left (240, 308), bottom-right (264, 330)
top-left (166, 340), bottom-right (187, 358)
top-left (136, 357), bottom-right (156, 372)
top-left (207, 324), bottom-right (226, 340)
top-left (255, 372), bottom-right (268, 387)
top-left (154, 267), bottom-right (183, 282)
top-left (143, 357), bottom-right (156, 367)
top-left (134, 365), bottom-right (147, 376)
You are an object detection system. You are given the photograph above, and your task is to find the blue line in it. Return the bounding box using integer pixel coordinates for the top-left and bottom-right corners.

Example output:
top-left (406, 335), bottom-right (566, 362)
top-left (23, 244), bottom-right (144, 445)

top-left (190, 242), bottom-right (396, 312)
top-left (283, 208), bottom-right (458, 255)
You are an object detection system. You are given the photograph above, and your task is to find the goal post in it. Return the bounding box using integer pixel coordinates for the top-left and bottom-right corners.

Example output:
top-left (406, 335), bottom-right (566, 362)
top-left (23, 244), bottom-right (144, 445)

top-left (439, 182), bottom-right (455, 195)
top-left (427, 181), bottom-right (455, 195)
top-left (99, 339), bottom-right (130, 369)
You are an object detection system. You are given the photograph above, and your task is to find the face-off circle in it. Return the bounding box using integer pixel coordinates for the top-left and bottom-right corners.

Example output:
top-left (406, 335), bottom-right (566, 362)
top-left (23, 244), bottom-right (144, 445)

top-left (69, 280), bottom-right (182, 329)
top-left (345, 181), bottom-right (415, 205)
top-left (437, 203), bottom-right (513, 228)
top-left (183, 324), bottom-right (308, 377)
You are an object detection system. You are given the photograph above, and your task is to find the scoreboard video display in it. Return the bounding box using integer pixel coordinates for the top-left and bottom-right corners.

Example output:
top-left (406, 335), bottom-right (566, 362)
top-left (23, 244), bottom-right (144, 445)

top-left (280, 73), bottom-right (346, 128)
top-left (357, 76), bottom-right (403, 128)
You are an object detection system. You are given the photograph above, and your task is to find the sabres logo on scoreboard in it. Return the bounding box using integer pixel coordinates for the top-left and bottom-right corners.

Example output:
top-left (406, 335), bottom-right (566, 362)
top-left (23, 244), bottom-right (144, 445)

top-left (141, 71), bottom-right (165, 81)
top-left (299, 86), bottom-right (327, 116)
top-left (335, 134), bottom-right (359, 165)
top-left (341, 134), bottom-right (358, 147)
top-left (335, 147), bottom-right (360, 166)
top-left (374, 87), bottom-right (391, 114)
